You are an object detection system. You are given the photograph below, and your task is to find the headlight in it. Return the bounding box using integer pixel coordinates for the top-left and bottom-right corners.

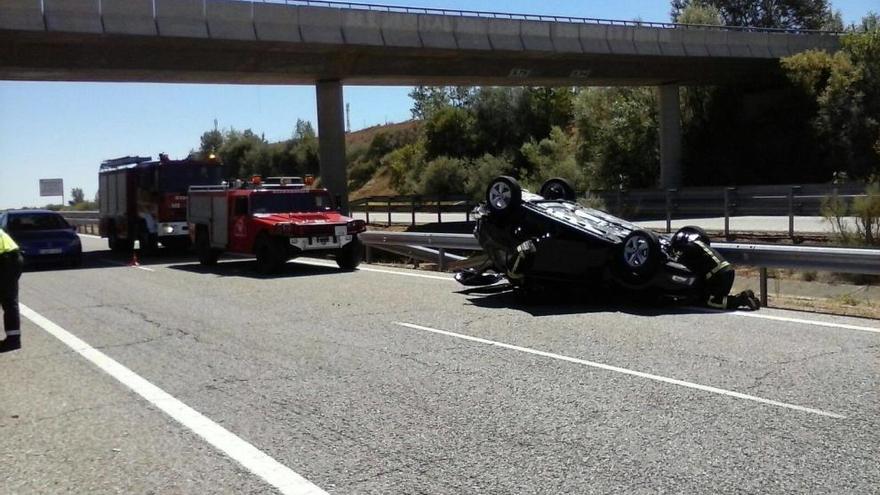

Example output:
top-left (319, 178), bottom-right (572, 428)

top-left (163, 225), bottom-right (175, 234)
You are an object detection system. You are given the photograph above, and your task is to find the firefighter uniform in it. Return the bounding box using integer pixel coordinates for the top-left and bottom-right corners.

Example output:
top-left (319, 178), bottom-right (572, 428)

top-left (679, 239), bottom-right (758, 310)
top-left (0, 228), bottom-right (23, 352)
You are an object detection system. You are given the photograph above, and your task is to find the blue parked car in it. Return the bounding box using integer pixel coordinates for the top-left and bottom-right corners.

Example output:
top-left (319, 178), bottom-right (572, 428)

top-left (0, 210), bottom-right (82, 267)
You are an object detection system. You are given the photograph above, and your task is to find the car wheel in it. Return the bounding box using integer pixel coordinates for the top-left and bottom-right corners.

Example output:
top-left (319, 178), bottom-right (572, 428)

top-left (486, 176), bottom-right (522, 214)
top-left (618, 229), bottom-right (661, 280)
top-left (336, 237), bottom-right (362, 271)
top-left (539, 178), bottom-right (577, 201)
top-left (674, 226), bottom-right (711, 246)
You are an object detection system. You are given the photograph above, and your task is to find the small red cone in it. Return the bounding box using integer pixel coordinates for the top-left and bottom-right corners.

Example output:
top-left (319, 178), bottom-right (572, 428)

top-left (128, 250), bottom-right (140, 267)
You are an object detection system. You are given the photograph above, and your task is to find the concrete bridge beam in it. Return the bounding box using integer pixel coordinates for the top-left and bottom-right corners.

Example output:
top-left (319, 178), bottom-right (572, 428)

top-left (316, 80), bottom-right (349, 214)
top-left (658, 85), bottom-right (682, 189)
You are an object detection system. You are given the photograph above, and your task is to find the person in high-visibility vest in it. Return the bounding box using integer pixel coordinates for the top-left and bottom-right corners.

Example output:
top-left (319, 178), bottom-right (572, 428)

top-left (0, 227), bottom-right (23, 352)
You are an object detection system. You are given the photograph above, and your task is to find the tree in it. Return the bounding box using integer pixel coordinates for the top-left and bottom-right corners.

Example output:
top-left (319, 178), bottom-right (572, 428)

top-left (782, 25), bottom-right (880, 179)
top-left (408, 86), bottom-right (451, 119)
top-left (575, 88), bottom-right (659, 189)
top-left (671, 0), bottom-right (832, 29)
top-left (69, 187), bottom-right (85, 205)
top-left (199, 129), bottom-right (224, 157)
top-left (676, 3), bottom-right (722, 25)
top-left (417, 157), bottom-right (471, 196)
top-left (521, 127), bottom-right (586, 192)
top-left (423, 106), bottom-right (476, 159)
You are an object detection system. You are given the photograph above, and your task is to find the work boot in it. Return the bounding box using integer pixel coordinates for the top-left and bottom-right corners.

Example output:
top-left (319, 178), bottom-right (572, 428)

top-left (0, 335), bottom-right (21, 353)
top-left (742, 290), bottom-right (761, 311)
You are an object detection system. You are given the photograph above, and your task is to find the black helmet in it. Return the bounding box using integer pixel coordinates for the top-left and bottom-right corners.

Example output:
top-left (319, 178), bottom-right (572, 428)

top-left (671, 226), bottom-right (710, 250)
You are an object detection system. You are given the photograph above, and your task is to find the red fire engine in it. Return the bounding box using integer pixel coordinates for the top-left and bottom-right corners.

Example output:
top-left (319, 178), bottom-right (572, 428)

top-left (99, 154), bottom-right (223, 252)
top-left (187, 176), bottom-right (366, 273)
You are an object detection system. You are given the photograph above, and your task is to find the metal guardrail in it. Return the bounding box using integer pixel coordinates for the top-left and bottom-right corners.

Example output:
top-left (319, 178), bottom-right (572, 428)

top-left (354, 184), bottom-right (872, 238)
top-left (358, 231), bottom-right (880, 306)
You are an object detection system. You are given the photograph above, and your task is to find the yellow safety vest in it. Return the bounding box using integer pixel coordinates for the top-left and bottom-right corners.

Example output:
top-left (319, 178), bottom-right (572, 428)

top-left (0, 228), bottom-right (19, 254)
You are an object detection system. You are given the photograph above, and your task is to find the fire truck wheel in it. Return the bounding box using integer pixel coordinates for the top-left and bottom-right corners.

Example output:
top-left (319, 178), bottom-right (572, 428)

top-left (336, 238), bottom-right (362, 271)
top-left (196, 227), bottom-right (218, 266)
top-left (109, 229), bottom-right (133, 253)
top-left (255, 235), bottom-right (286, 274)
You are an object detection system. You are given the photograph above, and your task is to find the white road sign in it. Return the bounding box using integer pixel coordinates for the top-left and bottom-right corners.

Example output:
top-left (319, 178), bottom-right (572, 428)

top-left (39, 178), bottom-right (64, 197)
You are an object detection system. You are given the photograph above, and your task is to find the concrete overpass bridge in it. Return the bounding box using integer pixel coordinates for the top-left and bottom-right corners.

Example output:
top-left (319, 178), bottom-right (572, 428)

top-left (0, 0), bottom-right (841, 208)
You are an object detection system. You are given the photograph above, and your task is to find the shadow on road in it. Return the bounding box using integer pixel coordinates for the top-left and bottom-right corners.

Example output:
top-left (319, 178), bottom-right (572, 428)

top-left (167, 259), bottom-right (347, 280)
top-left (460, 283), bottom-right (711, 317)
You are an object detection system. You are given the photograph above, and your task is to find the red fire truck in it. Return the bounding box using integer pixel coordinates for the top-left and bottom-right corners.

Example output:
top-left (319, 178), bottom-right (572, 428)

top-left (187, 177), bottom-right (366, 273)
top-left (99, 154), bottom-right (223, 252)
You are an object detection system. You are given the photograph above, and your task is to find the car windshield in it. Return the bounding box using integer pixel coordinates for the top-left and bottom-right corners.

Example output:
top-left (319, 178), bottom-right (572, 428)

top-left (7, 213), bottom-right (70, 231)
top-left (251, 192), bottom-right (332, 214)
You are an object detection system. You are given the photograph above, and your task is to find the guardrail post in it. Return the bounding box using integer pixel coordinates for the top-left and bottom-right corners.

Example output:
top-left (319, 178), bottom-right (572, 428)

top-left (465, 199), bottom-right (471, 223)
top-left (437, 198), bottom-right (442, 224)
top-left (665, 189), bottom-right (677, 233)
top-left (365, 245), bottom-right (373, 264)
top-left (411, 197), bottom-right (416, 227)
top-left (723, 187), bottom-right (736, 240)
top-left (365, 201), bottom-right (370, 225)
top-left (387, 198), bottom-right (392, 227)
top-left (759, 267), bottom-right (769, 307)
top-left (788, 186), bottom-right (801, 239)
top-left (438, 248), bottom-right (446, 271)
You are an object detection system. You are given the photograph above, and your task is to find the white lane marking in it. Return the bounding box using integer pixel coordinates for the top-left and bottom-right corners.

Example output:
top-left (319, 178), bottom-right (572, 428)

top-left (394, 322), bottom-right (846, 419)
top-left (99, 258), bottom-right (156, 272)
top-left (20, 304), bottom-right (327, 495)
top-left (294, 258), bottom-right (456, 282)
top-left (729, 311), bottom-right (880, 335)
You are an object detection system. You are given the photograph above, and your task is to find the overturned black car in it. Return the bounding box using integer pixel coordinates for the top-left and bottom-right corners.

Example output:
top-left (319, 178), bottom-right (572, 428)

top-left (456, 176), bottom-right (760, 310)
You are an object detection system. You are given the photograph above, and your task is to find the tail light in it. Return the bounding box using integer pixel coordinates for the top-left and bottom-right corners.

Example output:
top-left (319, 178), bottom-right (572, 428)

top-left (347, 220), bottom-right (366, 234)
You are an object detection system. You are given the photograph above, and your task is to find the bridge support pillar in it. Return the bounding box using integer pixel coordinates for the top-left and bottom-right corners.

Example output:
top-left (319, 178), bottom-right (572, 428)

top-left (316, 80), bottom-right (349, 214)
top-left (658, 85), bottom-right (682, 189)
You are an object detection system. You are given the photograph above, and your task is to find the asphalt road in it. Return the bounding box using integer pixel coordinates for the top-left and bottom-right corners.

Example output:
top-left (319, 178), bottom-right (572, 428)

top-left (2, 235), bottom-right (878, 494)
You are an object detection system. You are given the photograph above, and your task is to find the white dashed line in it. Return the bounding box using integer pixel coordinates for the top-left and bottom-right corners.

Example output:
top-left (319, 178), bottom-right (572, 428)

top-left (728, 311), bottom-right (880, 334)
top-left (394, 321), bottom-right (846, 419)
top-left (20, 304), bottom-right (328, 495)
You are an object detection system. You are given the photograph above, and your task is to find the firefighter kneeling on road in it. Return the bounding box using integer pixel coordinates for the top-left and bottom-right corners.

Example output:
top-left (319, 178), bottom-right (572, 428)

top-left (672, 228), bottom-right (760, 311)
top-left (0, 227), bottom-right (23, 352)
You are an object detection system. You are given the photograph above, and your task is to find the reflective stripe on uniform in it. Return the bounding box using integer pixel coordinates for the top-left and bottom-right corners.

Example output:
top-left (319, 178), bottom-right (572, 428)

top-left (706, 260), bottom-right (731, 280)
top-left (695, 240), bottom-right (730, 280)
top-left (0, 228), bottom-right (19, 254)
top-left (707, 297), bottom-right (727, 309)
top-left (5, 330), bottom-right (20, 336)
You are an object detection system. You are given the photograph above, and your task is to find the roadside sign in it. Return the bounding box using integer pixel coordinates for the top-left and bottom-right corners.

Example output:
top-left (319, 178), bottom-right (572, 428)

top-left (39, 178), bottom-right (64, 197)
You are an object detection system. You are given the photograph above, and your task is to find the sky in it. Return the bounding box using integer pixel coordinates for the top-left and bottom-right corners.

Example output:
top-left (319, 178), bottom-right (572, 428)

top-left (1, 0), bottom-right (876, 209)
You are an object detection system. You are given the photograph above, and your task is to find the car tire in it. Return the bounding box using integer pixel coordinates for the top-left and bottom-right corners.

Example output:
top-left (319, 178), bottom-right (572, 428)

top-left (675, 226), bottom-right (711, 246)
top-left (539, 178), bottom-right (577, 201)
top-left (336, 237), bottom-right (362, 271)
top-left (255, 234), bottom-right (286, 274)
top-left (196, 227), bottom-right (218, 266)
top-left (617, 229), bottom-right (662, 282)
top-left (486, 176), bottom-right (522, 215)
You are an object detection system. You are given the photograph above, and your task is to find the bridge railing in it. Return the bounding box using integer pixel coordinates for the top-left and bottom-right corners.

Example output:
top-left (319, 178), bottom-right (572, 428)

top-left (272, 0), bottom-right (841, 34)
top-left (358, 231), bottom-right (880, 306)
